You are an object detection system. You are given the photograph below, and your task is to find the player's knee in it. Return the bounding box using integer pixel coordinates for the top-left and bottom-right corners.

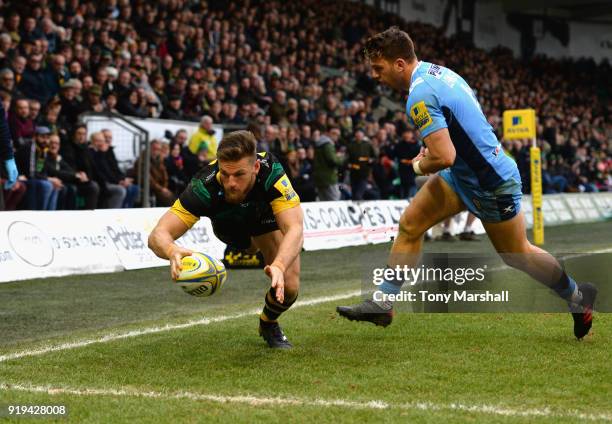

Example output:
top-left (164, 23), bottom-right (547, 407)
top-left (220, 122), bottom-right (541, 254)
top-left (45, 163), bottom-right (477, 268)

top-left (499, 244), bottom-right (532, 269)
top-left (500, 253), bottom-right (523, 269)
top-left (398, 212), bottom-right (425, 241)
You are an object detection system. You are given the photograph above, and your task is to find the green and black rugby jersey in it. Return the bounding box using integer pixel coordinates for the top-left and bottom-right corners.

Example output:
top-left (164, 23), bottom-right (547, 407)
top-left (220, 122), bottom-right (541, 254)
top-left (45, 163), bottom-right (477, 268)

top-left (170, 152), bottom-right (300, 228)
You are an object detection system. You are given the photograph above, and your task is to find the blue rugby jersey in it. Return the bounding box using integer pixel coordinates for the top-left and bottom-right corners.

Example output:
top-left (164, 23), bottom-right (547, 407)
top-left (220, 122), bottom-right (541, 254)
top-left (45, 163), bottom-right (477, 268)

top-left (406, 61), bottom-right (519, 190)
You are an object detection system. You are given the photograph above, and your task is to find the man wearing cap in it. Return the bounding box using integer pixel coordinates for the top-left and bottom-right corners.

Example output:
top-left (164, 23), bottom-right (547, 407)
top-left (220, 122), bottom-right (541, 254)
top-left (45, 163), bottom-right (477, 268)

top-left (15, 126), bottom-right (62, 210)
top-left (59, 78), bottom-right (84, 128)
top-left (83, 84), bottom-right (104, 113)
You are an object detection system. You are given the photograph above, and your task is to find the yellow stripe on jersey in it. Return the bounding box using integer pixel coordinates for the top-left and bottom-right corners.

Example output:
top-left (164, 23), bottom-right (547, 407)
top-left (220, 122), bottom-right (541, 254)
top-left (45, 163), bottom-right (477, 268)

top-left (270, 175), bottom-right (300, 214)
top-left (169, 199), bottom-right (200, 228)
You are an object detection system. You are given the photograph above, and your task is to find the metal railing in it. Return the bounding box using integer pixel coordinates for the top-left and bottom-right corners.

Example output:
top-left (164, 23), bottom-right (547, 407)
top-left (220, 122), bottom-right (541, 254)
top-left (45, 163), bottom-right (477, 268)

top-left (80, 112), bottom-right (151, 207)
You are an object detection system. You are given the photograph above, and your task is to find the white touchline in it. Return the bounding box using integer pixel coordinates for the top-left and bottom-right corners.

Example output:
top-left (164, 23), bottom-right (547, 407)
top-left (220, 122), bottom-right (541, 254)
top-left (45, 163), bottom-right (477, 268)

top-left (1, 247), bottom-right (610, 364)
top-left (0, 291), bottom-right (362, 363)
top-left (0, 382), bottom-right (610, 421)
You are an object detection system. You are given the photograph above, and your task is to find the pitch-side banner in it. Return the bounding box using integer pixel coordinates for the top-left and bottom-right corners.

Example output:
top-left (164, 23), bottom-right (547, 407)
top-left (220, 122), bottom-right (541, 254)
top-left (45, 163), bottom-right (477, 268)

top-left (1, 193), bottom-right (611, 283)
top-left (302, 201), bottom-right (366, 250)
top-left (359, 200), bottom-right (408, 244)
top-left (95, 208), bottom-right (226, 270)
top-left (0, 211), bottom-right (123, 282)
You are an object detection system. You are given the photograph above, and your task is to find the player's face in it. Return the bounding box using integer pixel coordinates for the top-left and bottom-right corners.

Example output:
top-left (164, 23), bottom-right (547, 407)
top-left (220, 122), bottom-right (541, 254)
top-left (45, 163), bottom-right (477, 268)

top-left (369, 58), bottom-right (406, 91)
top-left (219, 156), bottom-right (260, 204)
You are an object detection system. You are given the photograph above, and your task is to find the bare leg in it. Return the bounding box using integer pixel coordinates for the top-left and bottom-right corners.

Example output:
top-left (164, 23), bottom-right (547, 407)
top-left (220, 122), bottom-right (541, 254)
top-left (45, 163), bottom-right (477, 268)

top-left (388, 175), bottom-right (466, 267)
top-left (483, 211), bottom-right (563, 287)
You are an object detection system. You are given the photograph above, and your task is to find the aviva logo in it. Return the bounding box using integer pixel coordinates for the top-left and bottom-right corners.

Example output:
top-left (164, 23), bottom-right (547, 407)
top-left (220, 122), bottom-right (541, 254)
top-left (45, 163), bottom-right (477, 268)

top-left (503, 109), bottom-right (536, 140)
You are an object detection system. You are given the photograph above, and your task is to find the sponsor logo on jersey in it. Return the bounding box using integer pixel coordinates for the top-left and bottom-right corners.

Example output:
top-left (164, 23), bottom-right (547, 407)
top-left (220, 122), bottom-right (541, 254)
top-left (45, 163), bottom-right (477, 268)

top-left (410, 101), bottom-right (433, 131)
top-left (205, 170), bottom-right (217, 183)
top-left (274, 175), bottom-right (297, 201)
top-left (427, 64), bottom-right (443, 79)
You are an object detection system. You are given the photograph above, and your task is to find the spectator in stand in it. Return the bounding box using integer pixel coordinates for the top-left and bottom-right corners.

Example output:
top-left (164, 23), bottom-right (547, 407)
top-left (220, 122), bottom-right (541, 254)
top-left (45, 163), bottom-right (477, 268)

top-left (347, 129), bottom-right (376, 200)
top-left (28, 99), bottom-right (41, 124)
top-left (38, 98), bottom-right (65, 137)
top-left (287, 147), bottom-right (317, 202)
top-left (18, 54), bottom-right (49, 105)
top-left (171, 129), bottom-right (198, 180)
top-left (165, 141), bottom-right (188, 195)
top-left (58, 79), bottom-right (84, 129)
top-left (118, 88), bottom-right (148, 118)
top-left (60, 124), bottom-right (100, 209)
top-left (43, 54), bottom-right (68, 99)
top-left (313, 127), bottom-right (345, 201)
top-left (10, 56), bottom-right (26, 86)
top-left (0, 0), bottom-right (607, 206)
top-left (269, 90), bottom-right (288, 125)
top-left (392, 129), bottom-right (421, 198)
top-left (82, 85), bottom-right (105, 113)
top-left (44, 133), bottom-right (88, 209)
top-left (0, 68), bottom-right (20, 96)
top-left (8, 98), bottom-right (34, 146)
top-left (188, 115), bottom-right (218, 159)
top-left (15, 126), bottom-right (61, 210)
top-left (131, 139), bottom-right (174, 207)
top-left (101, 128), bottom-right (139, 207)
top-left (160, 94), bottom-right (185, 120)
top-left (88, 131), bottom-right (131, 209)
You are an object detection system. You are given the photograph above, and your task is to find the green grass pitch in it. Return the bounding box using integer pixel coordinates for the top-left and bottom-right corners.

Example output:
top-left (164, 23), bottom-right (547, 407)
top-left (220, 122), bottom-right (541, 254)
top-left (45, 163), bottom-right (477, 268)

top-left (0, 221), bottom-right (610, 423)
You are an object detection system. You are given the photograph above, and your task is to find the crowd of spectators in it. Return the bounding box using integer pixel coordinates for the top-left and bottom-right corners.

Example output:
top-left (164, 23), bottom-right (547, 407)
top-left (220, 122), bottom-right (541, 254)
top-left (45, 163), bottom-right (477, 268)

top-left (0, 0), bottom-right (610, 211)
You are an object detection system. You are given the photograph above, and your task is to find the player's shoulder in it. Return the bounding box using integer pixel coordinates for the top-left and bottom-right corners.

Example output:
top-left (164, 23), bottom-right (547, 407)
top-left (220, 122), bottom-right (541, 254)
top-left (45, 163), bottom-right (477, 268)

top-left (257, 151), bottom-right (287, 191)
top-left (410, 62), bottom-right (461, 96)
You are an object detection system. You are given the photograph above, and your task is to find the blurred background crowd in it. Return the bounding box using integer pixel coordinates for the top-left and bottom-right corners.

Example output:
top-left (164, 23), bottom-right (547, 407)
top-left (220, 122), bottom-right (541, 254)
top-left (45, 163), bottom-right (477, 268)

top-left (0, 0), bottom-right (610, 211)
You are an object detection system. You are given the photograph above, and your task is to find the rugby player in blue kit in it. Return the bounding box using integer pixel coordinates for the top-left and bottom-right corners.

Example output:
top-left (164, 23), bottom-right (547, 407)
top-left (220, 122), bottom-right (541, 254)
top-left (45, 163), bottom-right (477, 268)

top-left (337, 27), bottom-right (596, 340)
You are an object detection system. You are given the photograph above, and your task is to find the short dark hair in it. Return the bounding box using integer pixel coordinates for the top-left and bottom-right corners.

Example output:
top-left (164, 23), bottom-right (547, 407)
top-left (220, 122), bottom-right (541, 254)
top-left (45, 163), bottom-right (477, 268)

top-left (217, 130), bottom-right (257, 162)
top-left (364, 26), bottom-right (416, 62)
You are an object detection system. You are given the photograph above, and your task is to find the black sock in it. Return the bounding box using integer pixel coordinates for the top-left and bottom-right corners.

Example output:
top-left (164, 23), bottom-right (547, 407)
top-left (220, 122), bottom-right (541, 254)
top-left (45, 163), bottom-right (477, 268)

top-left (261, 287), bottom-right (298, 322)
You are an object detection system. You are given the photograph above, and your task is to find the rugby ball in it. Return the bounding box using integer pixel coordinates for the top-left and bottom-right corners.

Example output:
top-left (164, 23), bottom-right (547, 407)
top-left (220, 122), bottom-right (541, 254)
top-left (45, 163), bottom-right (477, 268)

top-left (176, 252), bottom-right (227, 297)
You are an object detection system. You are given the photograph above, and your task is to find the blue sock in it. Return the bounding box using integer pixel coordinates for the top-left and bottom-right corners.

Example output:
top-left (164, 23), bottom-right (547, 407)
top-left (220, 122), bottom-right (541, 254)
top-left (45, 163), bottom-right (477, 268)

top-left (551, 272), bottom-right (582, 303)
top-left (373, 266), bottom-right (404, 309)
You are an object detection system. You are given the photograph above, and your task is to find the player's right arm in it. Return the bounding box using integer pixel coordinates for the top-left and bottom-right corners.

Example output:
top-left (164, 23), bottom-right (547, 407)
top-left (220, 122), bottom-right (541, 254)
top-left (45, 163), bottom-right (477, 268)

top-left (149, 178), bottom-right (209, 279)
top-left (148, 208), bottom-right (194, 280)
top-left (407, 86), bottom-right (456, 175)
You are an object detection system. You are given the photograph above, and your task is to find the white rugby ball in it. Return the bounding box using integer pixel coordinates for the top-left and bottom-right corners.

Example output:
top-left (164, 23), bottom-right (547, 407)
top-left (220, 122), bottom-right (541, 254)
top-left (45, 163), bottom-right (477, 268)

top-left (176, 252), bottom-right (227, 297)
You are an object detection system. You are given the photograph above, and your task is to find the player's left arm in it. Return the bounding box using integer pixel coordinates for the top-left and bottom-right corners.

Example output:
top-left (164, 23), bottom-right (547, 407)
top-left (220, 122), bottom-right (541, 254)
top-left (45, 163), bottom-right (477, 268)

top-left (415, 128), bottom-right (456, 175)
top-left (264, 205), bottom-right (304, 303)
top-left (272, 205), bottom-right (304, 272)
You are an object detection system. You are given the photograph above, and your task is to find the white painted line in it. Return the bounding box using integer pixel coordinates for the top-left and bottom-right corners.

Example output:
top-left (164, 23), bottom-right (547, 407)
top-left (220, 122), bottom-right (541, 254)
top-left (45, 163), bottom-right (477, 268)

top-left (1, 382), bottom-right (610, 421)
top-left (0, 291), bottom-right (362, 363)
top-left (1, 247), bottom-right (610, 364)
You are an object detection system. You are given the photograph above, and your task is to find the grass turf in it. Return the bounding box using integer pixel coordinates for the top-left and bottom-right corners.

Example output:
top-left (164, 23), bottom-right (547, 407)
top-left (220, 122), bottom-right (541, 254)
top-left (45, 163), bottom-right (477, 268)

top-left (0, 221), bottom-right (610, 423)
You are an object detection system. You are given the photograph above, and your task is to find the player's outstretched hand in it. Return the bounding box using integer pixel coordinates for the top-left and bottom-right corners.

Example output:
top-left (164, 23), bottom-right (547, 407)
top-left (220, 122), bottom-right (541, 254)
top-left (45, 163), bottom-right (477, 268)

top-left (166, 244), bottom-right (194, 280)
top-left (413, 146), bottom-right (428, 162)
top-left (264, 265), bottom-right (285, 303)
